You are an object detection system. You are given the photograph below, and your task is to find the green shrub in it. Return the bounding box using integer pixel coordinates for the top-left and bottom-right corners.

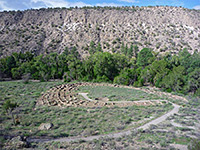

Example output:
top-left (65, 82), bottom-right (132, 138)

top-left (63, 73), bottom-right (71, 82)
top-left (166, 88), bottom-right (172, 93)
top-left (188, 139), bottom-right (200, 150)
top-left (95, 75), bottom-right (110, 83)
top-left (113, 74), bottom-right (129, 85)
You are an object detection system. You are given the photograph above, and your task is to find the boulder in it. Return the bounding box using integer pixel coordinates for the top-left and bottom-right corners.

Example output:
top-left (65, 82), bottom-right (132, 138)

top-left (5, 136), bottom-right (28, 149)
top-left (38, 123), bottom-right (54, 130)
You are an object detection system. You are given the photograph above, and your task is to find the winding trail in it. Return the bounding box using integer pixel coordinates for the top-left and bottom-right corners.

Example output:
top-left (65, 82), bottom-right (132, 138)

top-left (137, 103), bottom-right (180, 130)
top-left (27, 93), bottom-right (180, 143)
top-left (78, 93), bottom-right (93, 101)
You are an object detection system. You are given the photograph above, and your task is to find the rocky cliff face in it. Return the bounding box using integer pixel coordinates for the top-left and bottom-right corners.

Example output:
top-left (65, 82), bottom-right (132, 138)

top-left (0, 6), bottom-right (199, 57)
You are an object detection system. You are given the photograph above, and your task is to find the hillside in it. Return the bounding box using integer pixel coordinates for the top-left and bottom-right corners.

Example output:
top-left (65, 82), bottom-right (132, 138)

top-left (0, 6), bottom-right (200, 57)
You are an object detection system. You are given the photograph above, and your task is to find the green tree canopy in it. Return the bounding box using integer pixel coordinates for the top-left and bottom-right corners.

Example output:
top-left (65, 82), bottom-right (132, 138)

top-left (137, 48), bottom-right (154, 68)
top-left (187, 68), bottom-right (200, 95)
top-left (161, 66), bottom-right (186, 92)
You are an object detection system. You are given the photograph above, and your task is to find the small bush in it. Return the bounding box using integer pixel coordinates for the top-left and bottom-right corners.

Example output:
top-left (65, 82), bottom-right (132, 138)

top-left (22, 73), bottom-right (31, 84)
top-left (166, 88), bottom-right (172, 93)
top-left (188, 139), bottom-right (200, 150)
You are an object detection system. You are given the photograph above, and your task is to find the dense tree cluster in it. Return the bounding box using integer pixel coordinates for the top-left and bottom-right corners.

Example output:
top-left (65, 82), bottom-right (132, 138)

top-left (0, 45), bottom-right (200, 96)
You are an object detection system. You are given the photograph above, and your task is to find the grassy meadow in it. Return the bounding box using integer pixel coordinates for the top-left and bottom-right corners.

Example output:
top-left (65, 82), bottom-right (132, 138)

top-left (0, 81), bottom-right (172, 139)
